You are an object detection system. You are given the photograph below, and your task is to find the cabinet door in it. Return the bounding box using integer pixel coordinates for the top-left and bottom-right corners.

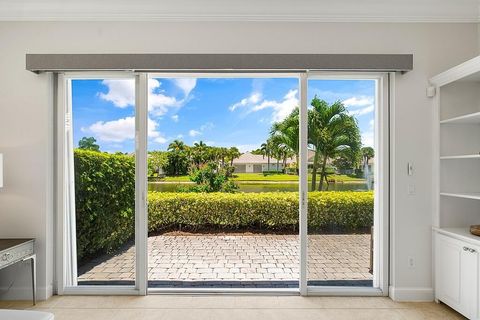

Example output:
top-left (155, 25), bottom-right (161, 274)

top-left (435, 234), bottom-right (462, 311)
top-left (435, 233), bottom-right (479, 319)
top-left (460, 244), bottom-right (479, 319)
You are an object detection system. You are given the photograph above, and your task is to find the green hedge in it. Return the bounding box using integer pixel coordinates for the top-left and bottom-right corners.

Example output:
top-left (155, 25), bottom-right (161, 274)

top-left (74, 150), bottom-right (373, 261)
top-left (74, 150), bottom-right (135, 261)
top-left (148, 191), bottom-right (373, 232)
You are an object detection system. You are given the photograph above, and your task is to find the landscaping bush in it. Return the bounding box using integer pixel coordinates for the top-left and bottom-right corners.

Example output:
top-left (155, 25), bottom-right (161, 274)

top-left (74, 149), bottom-right (135, 261)
top-left (148, 191), bottom-right (373, 232)
top-left (74, 149), bottom-right (373, 262)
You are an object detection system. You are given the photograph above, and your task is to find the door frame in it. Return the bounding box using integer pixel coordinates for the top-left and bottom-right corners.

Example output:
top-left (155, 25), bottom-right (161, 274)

top-left (303, 72), bottom-right (390, 296)
top-left (55, 71), bottom-right (390, 296)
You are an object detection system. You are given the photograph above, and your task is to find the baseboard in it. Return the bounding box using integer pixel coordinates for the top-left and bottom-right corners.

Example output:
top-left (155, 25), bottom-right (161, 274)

top-left (0, 284), bottom-right (53, 301)
top-left (389, 286), bottom-right (434, 302)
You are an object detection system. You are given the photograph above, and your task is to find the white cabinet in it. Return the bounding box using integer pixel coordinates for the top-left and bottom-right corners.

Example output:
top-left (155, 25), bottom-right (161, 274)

top-left (435, 231), bottom-right (479, 319)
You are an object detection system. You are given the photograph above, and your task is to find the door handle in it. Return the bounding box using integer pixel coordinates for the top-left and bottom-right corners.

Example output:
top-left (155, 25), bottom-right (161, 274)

top-left (463, 246), bottom-right (469, 251)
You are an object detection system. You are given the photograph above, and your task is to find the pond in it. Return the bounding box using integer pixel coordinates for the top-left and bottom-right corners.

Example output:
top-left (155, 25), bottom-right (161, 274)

top-left (148, 181), bottom-right (369, 193)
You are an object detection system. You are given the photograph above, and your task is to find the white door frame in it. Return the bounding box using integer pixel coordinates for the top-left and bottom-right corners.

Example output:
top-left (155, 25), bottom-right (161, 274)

top-left (55, 72), bottom-right (146, 295)
top-left (55, 71), bottom-right (390, 296)
top-left (303, 72), bottom-right (390, 296)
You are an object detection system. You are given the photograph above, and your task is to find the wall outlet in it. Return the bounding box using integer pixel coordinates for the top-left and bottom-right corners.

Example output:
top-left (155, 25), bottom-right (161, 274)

top-left (408, 256), bottom-right (415, 268)
top-left (408, 184), bottom-right (415, 195)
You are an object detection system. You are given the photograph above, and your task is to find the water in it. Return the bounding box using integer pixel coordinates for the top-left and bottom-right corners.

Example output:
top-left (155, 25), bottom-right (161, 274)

top-left (148, 181), bottom-right (368, 193)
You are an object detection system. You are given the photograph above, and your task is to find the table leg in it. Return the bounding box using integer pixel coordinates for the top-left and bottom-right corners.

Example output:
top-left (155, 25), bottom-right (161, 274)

top-left (23, 254), bottom-right (36, 305)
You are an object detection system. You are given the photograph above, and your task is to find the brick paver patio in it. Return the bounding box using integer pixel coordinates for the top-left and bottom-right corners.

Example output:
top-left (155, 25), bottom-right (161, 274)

top-left (78, 234), bottom-right (372, 285)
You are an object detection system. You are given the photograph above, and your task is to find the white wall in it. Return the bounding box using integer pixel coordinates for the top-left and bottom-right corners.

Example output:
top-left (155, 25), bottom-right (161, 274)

top-left (0, 21), bottom-right (477, 301)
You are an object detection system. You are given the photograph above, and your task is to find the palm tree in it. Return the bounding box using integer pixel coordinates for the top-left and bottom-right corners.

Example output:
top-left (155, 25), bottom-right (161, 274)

top-left (168, 139), bottom-right (186, 152)
top-left (361, 146), bottom-right (374, 167)
top-left (270, 107), bottom-right (300, 174)
top-left (167, 140), bottom-right (188, 175)
top-left (228, 147), bottom-right (241, 166)
top-left (260, 141), bottom-right (273, 172)
top-left (308, 97), bottom-right (361, 191)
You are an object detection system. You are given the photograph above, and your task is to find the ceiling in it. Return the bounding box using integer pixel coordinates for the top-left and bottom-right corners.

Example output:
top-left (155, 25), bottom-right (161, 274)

top-left (0, 0), bottom-right (478, 22)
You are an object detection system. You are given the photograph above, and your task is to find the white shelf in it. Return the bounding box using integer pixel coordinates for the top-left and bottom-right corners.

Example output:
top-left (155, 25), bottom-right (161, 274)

top-left (440, 192), bottom-right (480, 200)
top-left (433, 227), bottom-right (480, 246)
top-left (440, 154), bottom-right (480, 160)
top-left (440, 112), bottom-right (480, 124)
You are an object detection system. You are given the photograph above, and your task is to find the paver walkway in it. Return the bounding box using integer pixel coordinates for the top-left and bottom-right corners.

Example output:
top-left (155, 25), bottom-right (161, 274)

top-left (78, 234), bottom-right (372, 284)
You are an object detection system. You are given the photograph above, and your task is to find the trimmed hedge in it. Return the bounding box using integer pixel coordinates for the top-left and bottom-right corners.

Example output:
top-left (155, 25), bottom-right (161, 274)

top-left (74, 150), bottom-right (135, 261)
top-left (148, 191), bottom-right (373, 232)
top-left (74, 150), bottom-right (374, 261)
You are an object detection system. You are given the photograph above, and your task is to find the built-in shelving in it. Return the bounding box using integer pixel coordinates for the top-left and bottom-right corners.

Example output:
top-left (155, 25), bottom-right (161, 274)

top-left (440, 154), bottom-right (480, 160)
top-left (431, 55), bottom-right (480, 319)
top-left (440, 192), bottom-right (480, 201)
top-left (440, 111), bottom-right (480, 125)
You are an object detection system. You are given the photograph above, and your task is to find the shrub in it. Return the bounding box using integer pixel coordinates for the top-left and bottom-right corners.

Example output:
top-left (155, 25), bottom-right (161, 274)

top-left (74, 149), bottom-right (135, 261)
top-left (148, 191), bottom-right (373, 232)
top-left (179, 162), bottom-right (238, 193)
top-left (74, 149), bottom-right (373, 261)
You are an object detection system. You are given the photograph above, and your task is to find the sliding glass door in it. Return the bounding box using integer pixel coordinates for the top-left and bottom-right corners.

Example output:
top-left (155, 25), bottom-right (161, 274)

top-left (57, 71), bottom-right (388, 295)
top-left (304, 73), bottom-right (389, 294)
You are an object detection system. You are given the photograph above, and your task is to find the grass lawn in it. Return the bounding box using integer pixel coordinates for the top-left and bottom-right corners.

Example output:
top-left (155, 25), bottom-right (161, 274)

top-left (162, 173), bottom-right (364, 183)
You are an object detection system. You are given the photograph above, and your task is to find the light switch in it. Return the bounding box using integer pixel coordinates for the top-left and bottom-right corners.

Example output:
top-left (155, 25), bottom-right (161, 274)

top-left (407, 162), bottom-right (414, 176)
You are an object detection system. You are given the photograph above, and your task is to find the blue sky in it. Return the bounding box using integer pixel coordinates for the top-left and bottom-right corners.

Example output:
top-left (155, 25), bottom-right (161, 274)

top-left (72, 78), bottom-right (375, 153)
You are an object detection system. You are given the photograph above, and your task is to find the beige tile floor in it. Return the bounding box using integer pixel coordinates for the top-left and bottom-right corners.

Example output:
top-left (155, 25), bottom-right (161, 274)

top-left (0, 295), bottom-right (466, 320)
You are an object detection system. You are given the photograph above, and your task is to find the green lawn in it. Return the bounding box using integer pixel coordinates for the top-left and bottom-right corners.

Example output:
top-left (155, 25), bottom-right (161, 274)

top-left (162, 173), bottom-right (364, 183)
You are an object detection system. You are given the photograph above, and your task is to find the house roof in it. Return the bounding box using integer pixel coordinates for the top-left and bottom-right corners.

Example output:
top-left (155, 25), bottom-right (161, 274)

top-left (232, 152), bottom-right (296, 165)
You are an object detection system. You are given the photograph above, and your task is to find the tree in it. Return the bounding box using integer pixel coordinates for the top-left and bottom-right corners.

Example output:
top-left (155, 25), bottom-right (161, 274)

top-left (227, 147), bottom-right (241, 166)
top-left (361, 146), bottom-right (374, 167)
top-left (260, 141), bottom-right (273, 172)
top-left (78, 137), bottom-right (100, 152)
top-left (308, 97), bottom-right (361, 191)
top-left (270, 108), bottom-right (300, 173)
top-left (166, 140), bottom-right (189, 176)
top-left (148, 151), bottom-right (168, 177)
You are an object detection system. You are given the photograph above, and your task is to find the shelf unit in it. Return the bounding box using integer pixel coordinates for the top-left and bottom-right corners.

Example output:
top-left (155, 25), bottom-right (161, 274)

top-left (431, 55), bottom-right (480, 228)
top-left (431, 56), bottom-right (480, 319)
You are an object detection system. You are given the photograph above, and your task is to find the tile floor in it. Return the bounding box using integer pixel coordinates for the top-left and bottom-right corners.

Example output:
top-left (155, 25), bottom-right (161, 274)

top-left (78, 234), bottom-right (372, 284)
top-left (0, 295), bottom-right (466, 320)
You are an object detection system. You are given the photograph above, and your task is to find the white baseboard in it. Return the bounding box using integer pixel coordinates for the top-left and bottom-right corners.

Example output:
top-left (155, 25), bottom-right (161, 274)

top-left (389, 286), bottom-right (434, 302)
top-left (0, 285), bottom-right (53, 301)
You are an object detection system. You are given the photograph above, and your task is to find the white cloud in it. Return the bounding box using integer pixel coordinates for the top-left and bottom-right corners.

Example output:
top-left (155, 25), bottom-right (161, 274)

top-left (171, 115), bottom-right (179, 122)
top-left (176, 134), bottom-right (184, 139)
top-left (98, 79), bottom-right (135, 108)
top-left (172, 78), bottom-right (196, 96)
top-left (361, 119), bottom-right (375, 147)
top-left (189, 129), bottom-right (201, 137)
top-left (229, 92), bottom-right (262, 111)
top-left (97, 78), bottom-right (197, 117)
top-left (230, 89), bottom-right (299, 123)
top-left (83, 116), bottom-right (167, 144)
top-left (236, 144), bottom-right (261, 153)
top-left (200, 122), bottom-right (214, 131)
top-left (188, 122), bottom-right (214, 137)
top-left (342, 96), bottom-right (375, 117)
top-left (252, 89), bottom-right (299, 122)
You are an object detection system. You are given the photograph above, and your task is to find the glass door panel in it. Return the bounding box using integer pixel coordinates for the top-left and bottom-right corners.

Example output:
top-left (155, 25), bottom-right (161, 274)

top-left (146, 75), bottom-right (300, 289)
top-left (306, 78), bottom-right (376, 287)
top-left (70, 78), bottom-right (137, 286)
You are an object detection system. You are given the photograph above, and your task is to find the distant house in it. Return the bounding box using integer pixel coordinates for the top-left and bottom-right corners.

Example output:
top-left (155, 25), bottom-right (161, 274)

top-left (232, 152), bottom-right (295, 173)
